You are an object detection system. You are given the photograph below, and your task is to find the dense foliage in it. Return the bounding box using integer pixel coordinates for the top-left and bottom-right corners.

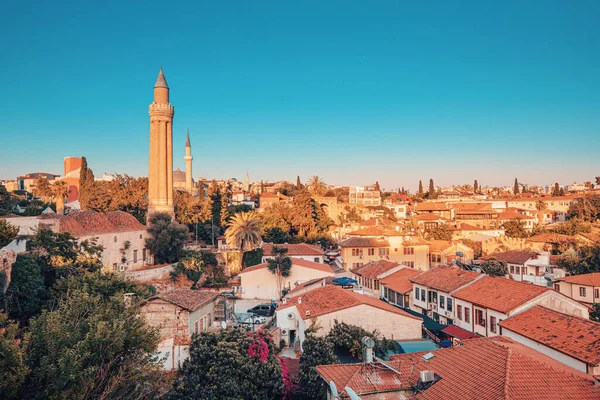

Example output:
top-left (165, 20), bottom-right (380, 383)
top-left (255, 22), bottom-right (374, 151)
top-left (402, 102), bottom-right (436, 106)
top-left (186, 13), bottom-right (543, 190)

top-left (169, 329), bottom-right (284, 400)
top-left (567, 195), bottom-right (600, 222)
top-left (326, 320), bottom-right (396, 360)
top-left (557, 246), bottom-right (600, 275)
top-left (427, 223), bottom-right (453, 241)
top-left (479, 258), bottom-right (508, 277)
top-left (0, 218), bottom-right (19, 248)
top-left (266, 246), bottom-right (293, 299)
top-left (145, 213), bottom-right (189, 264)
top-left (297, 334), bottom-right (338, 400)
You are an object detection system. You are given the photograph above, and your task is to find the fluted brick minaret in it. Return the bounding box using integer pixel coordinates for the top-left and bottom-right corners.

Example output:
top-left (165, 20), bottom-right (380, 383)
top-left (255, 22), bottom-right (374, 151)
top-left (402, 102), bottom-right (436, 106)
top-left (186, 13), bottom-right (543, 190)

top-left (148, 67), bottom-right (174, 217)
top-left (184, 129), bottom-right (193, 193)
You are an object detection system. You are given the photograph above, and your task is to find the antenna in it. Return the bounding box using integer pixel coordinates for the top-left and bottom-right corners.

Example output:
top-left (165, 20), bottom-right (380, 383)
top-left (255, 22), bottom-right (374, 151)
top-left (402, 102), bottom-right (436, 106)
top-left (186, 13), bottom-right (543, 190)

top-left (345, 386), bottom-right (362, 400)
top-left (329, 381), bottom-right (338, 398)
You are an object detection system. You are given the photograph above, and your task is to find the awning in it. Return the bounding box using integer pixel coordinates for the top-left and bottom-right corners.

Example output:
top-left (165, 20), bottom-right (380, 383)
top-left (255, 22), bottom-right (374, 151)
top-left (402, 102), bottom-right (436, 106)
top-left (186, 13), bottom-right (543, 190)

top-left (333, 277), bottom-right (358, 285)
top-left (441, 325), bottom-right (477, 340)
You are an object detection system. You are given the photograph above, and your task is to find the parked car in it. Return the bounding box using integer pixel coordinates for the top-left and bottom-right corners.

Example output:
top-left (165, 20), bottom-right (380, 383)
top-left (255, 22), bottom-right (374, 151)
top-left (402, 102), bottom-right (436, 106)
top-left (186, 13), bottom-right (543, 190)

top-left (247, 304), bottom-right (275, 317)
top-left (244, 315), bottom-right (266, 324)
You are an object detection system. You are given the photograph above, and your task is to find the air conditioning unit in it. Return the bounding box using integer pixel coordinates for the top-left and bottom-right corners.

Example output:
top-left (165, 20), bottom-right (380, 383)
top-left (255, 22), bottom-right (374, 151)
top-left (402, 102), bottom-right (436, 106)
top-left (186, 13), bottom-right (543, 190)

top-left (420, 370), bottom-right (435, 383)
top-left (287, 313), bottom-right (295, 320)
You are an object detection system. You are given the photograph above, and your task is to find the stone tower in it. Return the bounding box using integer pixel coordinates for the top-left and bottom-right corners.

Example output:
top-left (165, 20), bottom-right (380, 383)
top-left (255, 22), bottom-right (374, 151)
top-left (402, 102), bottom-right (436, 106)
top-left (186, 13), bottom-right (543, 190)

top-left (184, 129), bottom-right (193, 192)
top-left (245, 170), bottom-right (250, 192)
top-left (148, 67), bottom-right (175, 217)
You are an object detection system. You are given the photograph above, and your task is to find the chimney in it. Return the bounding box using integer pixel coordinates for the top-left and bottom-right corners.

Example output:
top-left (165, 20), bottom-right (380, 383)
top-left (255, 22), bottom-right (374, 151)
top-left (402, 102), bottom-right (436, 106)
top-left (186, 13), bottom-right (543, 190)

top-left (361, 336), bottom-right (375, 363)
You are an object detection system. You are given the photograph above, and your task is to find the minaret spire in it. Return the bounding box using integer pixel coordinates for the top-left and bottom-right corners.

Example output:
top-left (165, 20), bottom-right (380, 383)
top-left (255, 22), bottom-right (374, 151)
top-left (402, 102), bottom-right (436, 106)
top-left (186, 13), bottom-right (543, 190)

top-left (186, 129), bottom-right (191, 147)
top-left (184, 129), bottom-right (193, 193)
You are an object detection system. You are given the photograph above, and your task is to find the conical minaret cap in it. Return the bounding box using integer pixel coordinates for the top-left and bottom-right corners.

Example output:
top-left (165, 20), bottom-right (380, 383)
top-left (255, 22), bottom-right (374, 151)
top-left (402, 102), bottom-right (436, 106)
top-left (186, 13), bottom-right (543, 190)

top-left (154, 66), bottom-right (169, 89)
top-left (186, 129), bottom-right (191, 147)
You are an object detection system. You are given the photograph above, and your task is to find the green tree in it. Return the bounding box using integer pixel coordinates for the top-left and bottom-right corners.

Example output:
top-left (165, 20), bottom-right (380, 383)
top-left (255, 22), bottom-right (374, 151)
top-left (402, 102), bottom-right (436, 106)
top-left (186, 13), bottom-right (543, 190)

top-left (23, 288), bottom-right (164, 400)
top-left (262, 227), bottom-right (291, 244)
top-left (242, 248), bottom-right (264, 268)
top-left (307, 176), bottom-right (326, 195)
top-left (78, 157), bottom-right (95, 211)
top-left (266, 246), bottom-right (293, 299)
top-left (557, 246), bottom-right (600, 275)
top-left (5, 254), bottom-right (46, 322)
top-left (479, 258), bottom-right (508, 276)
top-left (168, 329), bottom-right (284, 400)
top-left (0, 314), bottom-right (29, 398)
top-left (297, 334), bottom-right (338, 400)
top-left (326, 321), bottom-right (396, 360)
top-left (50, 180), bottom-right (70, 215)
top-left (567, 195), bottom-right (600, 222)
top-left (418, 180), bottom-right (423, 197)
top-left (474, 179), bottom-right (479, 194)
top-left (502, 219), bottom-right (529, 238)
top-left (591, 304), bottom-right (600, 322)
top-left (171, 250), bottom-right (204, 288)
top-left (296, 175), bottom-right (302, 189)
top-left (86, 174), bottom-right (149, 224)
top-left (428, 223), bottom-right (453, 241)
top-left (553, 217), bottom-right (592, 236)
top-left (0, 185), bottom-right (16, 216)
top-left (32, 176), bottom-right (52, 201)
top-left (460, 239), bottom-right (482, 259)
top-left (225, 211), bottom-right (262, 252)
top-left (145, 213), bottom-right (189, 264)
top-left (428, 179), bottom-right (435, 197)
top-left (0, 218), bottom-right (19, 248)
top-left (514, 178), bottom-right (519, 195)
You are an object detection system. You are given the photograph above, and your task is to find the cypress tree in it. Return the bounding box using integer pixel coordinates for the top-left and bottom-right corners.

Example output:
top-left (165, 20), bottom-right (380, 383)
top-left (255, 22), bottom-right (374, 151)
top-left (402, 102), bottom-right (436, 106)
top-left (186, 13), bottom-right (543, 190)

top-left (418, 180), bottom-right (423, 196)
top-left (296, 176), bottom-right (302, 189)
top-left (429, 179), bottom-right (435, 196)
top-left (514, 178), bottom-right (519, 195)
top-left (78, 157), bottom-right (95, 211)
top-left (474, 179), bottom-right (478, 193)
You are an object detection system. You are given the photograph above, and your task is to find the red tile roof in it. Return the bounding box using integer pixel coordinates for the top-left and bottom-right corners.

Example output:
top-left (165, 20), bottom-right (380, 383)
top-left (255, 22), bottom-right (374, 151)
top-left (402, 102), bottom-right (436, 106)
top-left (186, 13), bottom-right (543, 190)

top-left (485, 250), bottom-right (539, 265)
top-left (262, 243), bottom-right (324, 256)
top-left (441, 324), bottom-right (478, 340)
top-left (557, 272), bottom-right (600, 287)
top-left (321, 337), bottom-right (600, 399)
top-left (380, 268), bottom-right (423, 293)
top-left (398, 336), bottom-right (599, 399)
top-left (153, 289), bottom-right (219, 311)
top-left (412, 213), bottom-right (447, 221)
top-left (360, 217), bottom-right (397, 227)
top-left (415, 202), bottom-right (450, 211)
top-left (339, 237), bottom-right (390, 248)
top-left (41, 210), bottom-right (146, 236)
top-left (497, 211), bottom-right (534, 220)
top-left (347, 226), bottom-right (402, 237)
top-left (452, 276), bottom-right (550, 313)
top-left (499, 306), bottom-right (600, 366)
top-left (525, 233), bottom-right (576, 244)
top-left (276, 285), bottom-right (422, 321)
top-left (354, 260), bottom-right (401, 278)
top-left (410, 266), bottom-right (482, 293)
top-left (240, 258), bottom-right (335, 274)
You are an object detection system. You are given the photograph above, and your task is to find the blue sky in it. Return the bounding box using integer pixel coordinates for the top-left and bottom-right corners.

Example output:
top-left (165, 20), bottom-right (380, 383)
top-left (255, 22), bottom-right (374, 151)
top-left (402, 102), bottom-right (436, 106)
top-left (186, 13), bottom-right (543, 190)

top-left (1, 1), bottom-right (599, 191)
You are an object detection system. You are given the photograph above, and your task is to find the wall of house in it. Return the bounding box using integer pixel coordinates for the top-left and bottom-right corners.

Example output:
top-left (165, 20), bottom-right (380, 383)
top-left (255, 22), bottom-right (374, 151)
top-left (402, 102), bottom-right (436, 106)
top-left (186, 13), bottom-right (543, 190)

top-left (509, 291), bottom-right (589, 319)
top-left (313, 304), bottom-right (422, 341)
top-left (3, 216), bottom-right (49, 235)
top-left (262, 254), bottom-right (325, 264)
top-left (275, 305), bottom-right (304, 346)
top-left (453, 298), bottom-right (474, 332)
top-left (188, 301), bottom-right (217, 333)
top-left (555, 282), bottom-right (597, 305)
top-left (411, 283), bottom-right (428, 313)
top-left (240, 265), bottom-right (335, 300)
top-left (85, 230), bottom-right (150, 271)
top-left (502, 329), bottom-right (587, 373)
top-left (156, 337), bottom-right (190, 371)
top-left (141, 300), bottom-right (191, 339)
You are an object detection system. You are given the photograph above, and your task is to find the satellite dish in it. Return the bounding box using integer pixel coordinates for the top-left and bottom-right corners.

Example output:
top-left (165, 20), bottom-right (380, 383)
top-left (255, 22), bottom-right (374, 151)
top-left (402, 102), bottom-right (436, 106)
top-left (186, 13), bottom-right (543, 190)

top-left (221, 321), bottom-right (227, 329)
top-left (329, 381), bottom-right (338, 397)
top-left (345, 386), bottom-right (362, 400)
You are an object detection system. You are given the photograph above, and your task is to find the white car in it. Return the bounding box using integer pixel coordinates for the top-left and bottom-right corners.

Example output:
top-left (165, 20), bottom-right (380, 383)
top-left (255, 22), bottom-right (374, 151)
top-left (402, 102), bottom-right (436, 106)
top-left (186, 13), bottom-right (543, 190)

top-left (244, 315), bottom-right (266, 325)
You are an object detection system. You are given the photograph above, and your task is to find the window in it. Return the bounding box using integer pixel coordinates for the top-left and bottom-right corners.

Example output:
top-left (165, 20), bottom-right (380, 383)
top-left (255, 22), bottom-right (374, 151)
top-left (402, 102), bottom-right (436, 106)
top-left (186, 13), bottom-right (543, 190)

top-left (457, 305), bottom-right (462, 320)
top-left (194, 321), bottom-right (199, 334)
top-left (415, 287), bottom-right (420, 299)
top-left (404, 247), bottom-right (415, 255)
top-left (476, 309), bottom-right (485, 327)
top-left (314, 257), bottom-right (320, 263)
top-left (139, 234), bottom-right (142, 239)
top-left (596, 288), bottom-right (599, 299)
top-left (431, 291), bottom-right (437, 304)
top-left (368, 248), bottom-right (375, 256)
top-left (378, 248), bottom-right (389, 257)
top-left (465, 308), bottom-right (470, 323)
top-left (439, 295), bottom-right (445, 309)
top-left (554, 283), bottom-right (560, 291)
top-left (579, 287), bottom-right (586, 297)
top-left (384, 287), bottom-right (388, 298)
top-left (114, 236), bottom-right (117, 243)
top-left (406, 261), bottom-right (415, 268)
top-left (490, 316), bottom-right (497, 333)
top-left (133, 250), bottom-right (138, 263)
top-left (447, 298), bottom-right (452, 311)
top-left (143, 248), bottom-right (147, 262)
top-left (421, 289), bottom-right (426, 302)
top-left (510, 265), bottom-right (515, 274)
top-left (352, 249), bottom-right (359, 256)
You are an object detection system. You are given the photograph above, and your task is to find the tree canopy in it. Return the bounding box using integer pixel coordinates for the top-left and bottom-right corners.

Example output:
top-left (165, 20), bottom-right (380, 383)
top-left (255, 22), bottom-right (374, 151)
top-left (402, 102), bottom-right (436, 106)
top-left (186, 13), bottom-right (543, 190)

top-left (479, 258), bottom-right (508, 277)
top-left (145, 213), bottom-right (189, 264)
top-left (297, 333), bottom-right (338, 399)
top-left (0, 218), bottom-right (19, 248)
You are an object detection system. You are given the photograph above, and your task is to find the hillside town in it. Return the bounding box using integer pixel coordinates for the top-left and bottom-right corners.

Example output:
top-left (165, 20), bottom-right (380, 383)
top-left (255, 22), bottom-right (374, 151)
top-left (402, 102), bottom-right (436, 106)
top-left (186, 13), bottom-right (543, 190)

top-left (1, 65), bottom-right (600, 400)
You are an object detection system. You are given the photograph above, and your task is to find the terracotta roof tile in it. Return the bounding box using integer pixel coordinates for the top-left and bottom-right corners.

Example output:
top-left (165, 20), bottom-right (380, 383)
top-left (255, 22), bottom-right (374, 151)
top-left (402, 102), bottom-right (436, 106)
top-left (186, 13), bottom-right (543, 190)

top-left (276, 285), bottom-right (422, 321)
top-left (347, 226), bottom-right (402, 237)
top-left (415, 202), bottom-right (450, 211)
top-left (339, 237), bottom-right (390, 248)
top-left (354, 260), bottom-right (400, 278)
top-left (525, 233), bottom-right (576, 244)
top-left (557, 272), bottom-right (600, 287)
top-left (41, 210), bottom-right (146, 236)
top-left (499, 306), bottom-right (600, 366)
top-left (485, 250), bottom-right (540, 265)
top-left (497, 211), bottom-right (534, 220)
top-left (452, 276), bottom-right (549, 313)
top-left (412, 213), bottom-right (447, 221)
top-left (154, 289), bottom-right (219, 311)
top-left (410, 266), bottom-right (482, 293)
top-left (262, 243), bottom-right (324, 256)
top-left (241, 258), bottom-right (335, 274)
top-left (380, 268), bottom-right (423, 293)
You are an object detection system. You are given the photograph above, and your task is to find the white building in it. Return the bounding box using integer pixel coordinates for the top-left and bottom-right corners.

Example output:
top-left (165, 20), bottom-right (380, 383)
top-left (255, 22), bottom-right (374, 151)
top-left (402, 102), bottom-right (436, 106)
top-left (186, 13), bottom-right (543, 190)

top-left (261, 243), bottom-right (325, 264)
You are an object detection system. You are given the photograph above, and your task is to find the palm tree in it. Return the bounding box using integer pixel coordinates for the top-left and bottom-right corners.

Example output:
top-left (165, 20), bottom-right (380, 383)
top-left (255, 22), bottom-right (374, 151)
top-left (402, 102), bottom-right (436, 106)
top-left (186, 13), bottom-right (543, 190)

top-left (51, 181), bottom-right (70, 215)
top-left (307, 176), bottom-right (326, 195)
top-left (535, 200), bottom-right (547, 226)
top-left (225, 211), bottom-right (262, 271)
top-left (266, 246), bottom-right (292, 299)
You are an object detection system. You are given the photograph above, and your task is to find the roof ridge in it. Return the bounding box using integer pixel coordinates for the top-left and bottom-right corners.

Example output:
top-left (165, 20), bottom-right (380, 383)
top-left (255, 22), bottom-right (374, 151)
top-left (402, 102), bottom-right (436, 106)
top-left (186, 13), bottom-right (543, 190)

top-left (503, 347), bottom-right (513, 400)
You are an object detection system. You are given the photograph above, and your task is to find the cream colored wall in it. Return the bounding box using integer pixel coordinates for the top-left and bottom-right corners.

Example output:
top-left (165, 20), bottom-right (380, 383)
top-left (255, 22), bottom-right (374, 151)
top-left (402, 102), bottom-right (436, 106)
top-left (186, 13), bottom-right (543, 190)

top-left (557, 282), bottom-right (596, 304)
top-left (141, 300), bottom-right (190, 339)
top-left (83, 230), bottom-right (149, 271)
top-left (509, 291), bottom-right (590, 319)
top-left (188, 301), bottom-right (217, 333)
top-left (312, 304), bottom-right (422, 341)
top-left (240, 265), bottom-right (335, 300)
